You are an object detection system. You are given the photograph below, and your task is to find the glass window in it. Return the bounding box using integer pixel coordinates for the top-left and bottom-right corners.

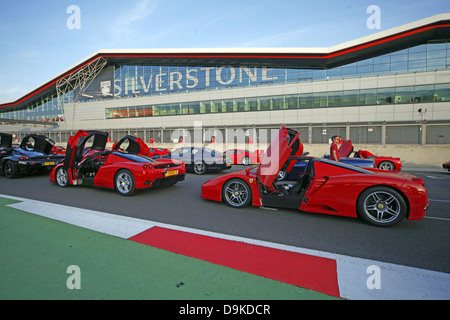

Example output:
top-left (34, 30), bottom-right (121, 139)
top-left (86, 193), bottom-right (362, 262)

top-left (328, 91), bottom-right (342, 107)
top-left (391, 54), bottom-right (408, 63)
top-left (427, 57), bottom-right (446, 69)
top-left (342, 90), bottom-right (358, 106)
top-left (408, 59), bottom-right (427, 71)
top-left (272, 97), bottom-right (285, 110)
top-left (247, 98), bottom-right (259, 111)
top-left (298, 93), bottom-right (313, 109)
top-left (373, 54), bottom-right (391, 64)
top-left (313, 92), bottom-right (328, 108)
top-left (409, 51), bottom-right (427, 60)
top-left (285, 95), bottom-right (298, 109)
top-left (377, 88), bottom-right (395, 104)
top-left (374, 63), bottom-right (390, 73)
top-left (408, 44), bottom-right (427, 53)
top-left (435, 84), bottom-right (450, 101)
top-left (414, 85), bottom-right (434, 102)
top-left (326, 67), bottom-right (342, 79)
top-left (312, 69), bottom-right (327, 81)
top-left (298, 70), bottom-right (313, 81)
top-left (395, 86), bottom-right (415, 103)
top-left (259, 97), bottom-right (271, 111)
top-left (391, 61), bottom-right (408, 72)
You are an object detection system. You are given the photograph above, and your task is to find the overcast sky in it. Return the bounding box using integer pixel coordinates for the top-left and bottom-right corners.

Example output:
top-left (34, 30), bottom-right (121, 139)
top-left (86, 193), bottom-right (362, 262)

top-left (1, 0), bottom-right (449, 102)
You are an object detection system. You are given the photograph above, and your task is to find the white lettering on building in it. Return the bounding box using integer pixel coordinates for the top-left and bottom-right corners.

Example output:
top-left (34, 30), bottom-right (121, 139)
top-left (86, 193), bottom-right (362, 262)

top-left (114, 66), bottom-right (278, 96)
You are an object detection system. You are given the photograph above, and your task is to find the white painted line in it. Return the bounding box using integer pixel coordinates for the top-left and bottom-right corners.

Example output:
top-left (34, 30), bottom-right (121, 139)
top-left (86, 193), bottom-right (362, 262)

top-left (1, 193), bottom-right (449, 300)
top-left (429, 199), bottom-right (450, 203)
top-left (1, 194), bottom-right (155, 239)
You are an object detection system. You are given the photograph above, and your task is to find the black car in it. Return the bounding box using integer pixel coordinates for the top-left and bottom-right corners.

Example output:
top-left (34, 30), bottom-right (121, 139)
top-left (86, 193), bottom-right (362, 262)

top-left (153, 146), bottom-right (232, 175)
top-left (0, 133), bottom-right (64, 178)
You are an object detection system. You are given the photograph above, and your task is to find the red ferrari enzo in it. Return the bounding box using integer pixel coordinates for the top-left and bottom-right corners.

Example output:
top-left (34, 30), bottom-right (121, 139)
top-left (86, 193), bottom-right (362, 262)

top-left (224, 149), bottom-right (264, 165)
top-left (352, 145), bottom-right (402, 171)
top-left (201, 127), bottom-right (429, 227)
top-left (443, 160), bottom-right (450, 171)
top-left (50, 130), bottom-right (185, 196)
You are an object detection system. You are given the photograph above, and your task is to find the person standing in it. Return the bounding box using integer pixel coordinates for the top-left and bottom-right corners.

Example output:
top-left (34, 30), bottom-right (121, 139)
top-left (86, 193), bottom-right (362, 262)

top-left (330, 135), bottom-right (341, 161)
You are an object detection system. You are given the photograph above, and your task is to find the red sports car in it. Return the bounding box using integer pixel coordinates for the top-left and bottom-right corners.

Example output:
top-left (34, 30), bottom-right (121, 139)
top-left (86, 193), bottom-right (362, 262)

top-left (148, 147), bottom-right (170, 157)
top-left (50, 130), bottom-right (185, 196)
top-left (224, 149), bottom-right (264, 165)
top-left (443, 160), bottom-right (450, 171)
top-left (51, 145), bottom-right (67, 155)
top-left (341, 142), bottom-right (402, 171)
top-left (201, 127), bottom-right (428, 227)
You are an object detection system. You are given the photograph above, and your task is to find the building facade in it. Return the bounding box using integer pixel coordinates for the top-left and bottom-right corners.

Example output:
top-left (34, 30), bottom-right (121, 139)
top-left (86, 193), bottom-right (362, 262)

top-left (1, 14), bottom-right (449, 162)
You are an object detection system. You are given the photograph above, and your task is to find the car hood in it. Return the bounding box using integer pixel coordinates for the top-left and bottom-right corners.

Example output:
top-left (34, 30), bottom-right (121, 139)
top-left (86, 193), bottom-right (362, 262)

top-left (0, 133), bottom-right (13, 149)
top-left (256, 127), bottom-right (303, 187)
top-left (19, 134), bottom-right (55, 154)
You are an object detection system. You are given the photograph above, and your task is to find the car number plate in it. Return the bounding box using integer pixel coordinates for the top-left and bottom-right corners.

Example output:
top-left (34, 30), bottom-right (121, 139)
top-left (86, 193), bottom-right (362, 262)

top-left (166, 170), bottom-right (178, 176)
top-left (44, 162), bottom-right (55, 166)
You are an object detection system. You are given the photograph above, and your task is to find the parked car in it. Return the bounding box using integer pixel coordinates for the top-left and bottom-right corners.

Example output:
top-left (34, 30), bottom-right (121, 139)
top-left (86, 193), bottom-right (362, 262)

top-left (443, 160), bottom-right (450, 171)
top-left (224, 149), bottom-right (264, 165)
top-left (148, 147), bottom-right (170, 157)
top-left (153, 146), bottom-right (231, 175)
top-left (201, 127), bottom-right (429, 227)
top-left (49, 130), bottom-right (185, 196)
top-left (336, 140), bottom-right (402, 171)
top-left (51, 145), bottom-right (67, 155)
top-left (0, 133), bottom-right (64, 178)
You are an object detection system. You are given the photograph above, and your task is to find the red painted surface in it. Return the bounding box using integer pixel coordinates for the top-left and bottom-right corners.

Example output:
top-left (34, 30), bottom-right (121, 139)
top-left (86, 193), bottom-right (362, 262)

top-left (129, 226), bottom-right (341, 297)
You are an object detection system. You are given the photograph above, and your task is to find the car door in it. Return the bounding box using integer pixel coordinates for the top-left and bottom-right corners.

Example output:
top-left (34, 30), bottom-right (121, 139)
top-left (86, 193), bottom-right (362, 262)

top-left (256, 126), bottom-right (303, 188)
top-left (63, 130), bottom-right (108, 183)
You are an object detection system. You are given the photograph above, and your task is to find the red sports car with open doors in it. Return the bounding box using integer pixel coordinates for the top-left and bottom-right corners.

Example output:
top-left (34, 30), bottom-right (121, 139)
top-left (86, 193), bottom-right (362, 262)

top-left (201, 127), bottom-right (428, 227)
top-left (335, 140), bottom-right (402, 171)
top-left (50, 130), bottom-right (185, 196)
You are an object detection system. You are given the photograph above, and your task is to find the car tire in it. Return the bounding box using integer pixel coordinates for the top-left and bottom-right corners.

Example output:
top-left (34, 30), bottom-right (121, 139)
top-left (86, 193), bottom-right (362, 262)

top-left (357, 186), bottom-right (407, 227)
top-left (4, 161), bottom-right (16, 179)
top-left (114, 169), bottom-right (136, 196)
top-left (241, 156), bottom-right (251, 165)
top-left (193, 161), bottom-right (207, 175)
top-left (222, 179), bottom-right (252, 208)
top-left (56, 167), bottom-right (70, 187)
top-left (378, 161), bottom-right (395, 170)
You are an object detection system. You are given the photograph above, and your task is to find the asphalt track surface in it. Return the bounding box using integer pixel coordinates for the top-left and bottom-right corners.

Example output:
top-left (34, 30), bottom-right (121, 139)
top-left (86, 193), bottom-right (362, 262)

top-left (0, 162), bottom-right (449, 301)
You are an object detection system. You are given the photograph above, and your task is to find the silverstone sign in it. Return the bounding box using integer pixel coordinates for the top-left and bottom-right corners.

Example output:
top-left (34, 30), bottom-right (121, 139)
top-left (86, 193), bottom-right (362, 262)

top-left (113, 66), bottom-right (279, 96)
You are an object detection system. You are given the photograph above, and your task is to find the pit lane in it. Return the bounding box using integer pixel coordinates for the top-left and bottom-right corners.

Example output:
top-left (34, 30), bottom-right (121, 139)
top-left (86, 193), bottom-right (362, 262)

top-left (0, 164), bottom-right (449, 274)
